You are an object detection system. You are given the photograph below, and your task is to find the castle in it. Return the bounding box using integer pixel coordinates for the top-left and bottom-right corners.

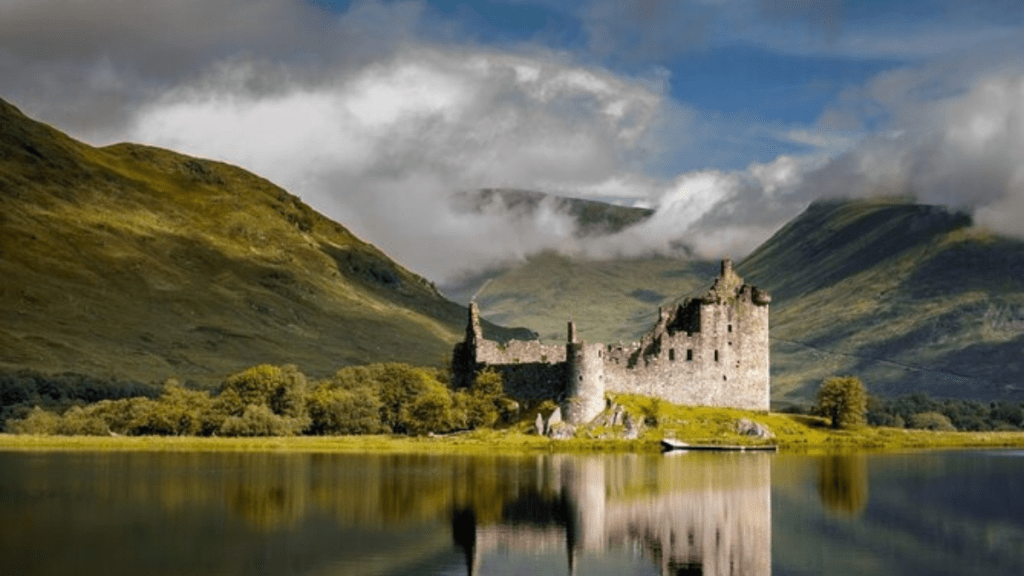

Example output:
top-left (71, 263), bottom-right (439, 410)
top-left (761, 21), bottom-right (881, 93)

top-left (452, 259), bottom-right (771, 424)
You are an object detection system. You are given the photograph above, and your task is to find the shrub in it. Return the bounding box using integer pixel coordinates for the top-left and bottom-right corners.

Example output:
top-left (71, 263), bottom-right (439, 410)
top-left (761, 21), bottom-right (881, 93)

top-left (220, 365), bottom-right (308, 416)
top-left (6, 406), bottom-right (61, 434)
top-left (373, 363), bottom-right (445, 433)
top-left (6, 405), bottom-right (108, 435)
top-left (908, 411), bottom-right (956, 431)
top-left (306, 384), bottom-right (384, 435)
top-left (405, 385), bottom-right (457, 436)
top-left (54, 406), bottom-right (109, 435)
top-left (219, 404), bottom-right (307, 436)
top-left (217, 364), bottom-right (310, 434)
top-left (815, 376), bottom-right (867, 429)
top-left (462, 369), bottom-right (504, 429)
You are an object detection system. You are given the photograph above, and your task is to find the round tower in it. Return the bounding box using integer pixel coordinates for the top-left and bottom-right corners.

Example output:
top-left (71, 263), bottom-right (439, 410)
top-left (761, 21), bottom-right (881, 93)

top-left (564, 321), bottom-right (605, 424)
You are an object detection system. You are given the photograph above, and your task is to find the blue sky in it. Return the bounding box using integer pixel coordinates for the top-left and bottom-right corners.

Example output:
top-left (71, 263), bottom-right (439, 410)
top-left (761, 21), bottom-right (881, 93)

top-left (2, 0), bottom-right (1024, 281)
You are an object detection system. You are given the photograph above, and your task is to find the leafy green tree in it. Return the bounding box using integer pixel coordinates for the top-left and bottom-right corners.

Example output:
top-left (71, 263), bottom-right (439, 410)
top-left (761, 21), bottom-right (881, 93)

top-left (405, 384), bottom-right (456, 436)
top-left (815, 376), bottom-right (867, 429)
top-left (373, 363), bottom-right (443, 433)
top-left (463, 369), bottom-right (504, 429)
top-left (217, 364), bottom-right (310, 435)
top-left (220, 404), bottom-right (306, 436)
top-left (908, 411), bottom-right (957, 431)
top-left (306, 383), bottom-right (385, 435)
top-left (6, 406), bottom-right (61, 434)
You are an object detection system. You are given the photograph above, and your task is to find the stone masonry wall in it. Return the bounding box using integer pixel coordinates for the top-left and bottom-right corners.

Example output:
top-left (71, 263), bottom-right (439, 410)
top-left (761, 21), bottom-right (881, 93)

top-left (602, 295), bottom-right (769, 411)
top-left (453, 259), bottom-right (770, 420)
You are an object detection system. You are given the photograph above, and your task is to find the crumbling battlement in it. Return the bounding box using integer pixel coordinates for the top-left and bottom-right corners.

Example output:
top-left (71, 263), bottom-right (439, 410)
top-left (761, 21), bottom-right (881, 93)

top-left (452, 259), bottom-right (770, 424)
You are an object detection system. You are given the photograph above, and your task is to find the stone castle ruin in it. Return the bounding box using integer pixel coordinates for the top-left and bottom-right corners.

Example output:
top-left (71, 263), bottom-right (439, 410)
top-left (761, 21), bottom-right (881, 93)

top-left (452, 259), bottom-right (771, 424)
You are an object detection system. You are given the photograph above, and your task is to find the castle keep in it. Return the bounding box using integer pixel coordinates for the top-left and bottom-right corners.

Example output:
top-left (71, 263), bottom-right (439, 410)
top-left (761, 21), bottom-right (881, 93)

top-left (453, 259), bottom-right (771, 424)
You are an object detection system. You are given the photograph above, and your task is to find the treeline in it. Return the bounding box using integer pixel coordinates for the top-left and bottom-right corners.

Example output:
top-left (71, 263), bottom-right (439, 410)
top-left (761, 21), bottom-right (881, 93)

top-left (0, 369), bottom-right (161, 429)
top-left (866, 393), bottom-right (1024, 432)
top-left (3, 364), bottom-right (512, 437)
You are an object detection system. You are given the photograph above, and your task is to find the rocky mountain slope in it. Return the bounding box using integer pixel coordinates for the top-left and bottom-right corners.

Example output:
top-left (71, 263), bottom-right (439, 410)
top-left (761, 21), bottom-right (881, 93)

top-left (0, 98), bottom-right (526, 385)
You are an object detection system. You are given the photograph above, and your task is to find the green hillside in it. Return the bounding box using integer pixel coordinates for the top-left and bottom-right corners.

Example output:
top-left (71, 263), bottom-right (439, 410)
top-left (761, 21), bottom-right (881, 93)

top-left (0, 98), bottom-right (526, 385)
top-left (473, 252), bottom-right (716, 344)
top-left (739, 197), bottom-right (1024, 403)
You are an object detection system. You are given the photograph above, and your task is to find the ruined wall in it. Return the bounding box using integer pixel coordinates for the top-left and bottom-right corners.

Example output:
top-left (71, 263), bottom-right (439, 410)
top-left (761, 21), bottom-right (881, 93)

top-left (603, 293), bottom-right (769, 411)
top-left (452, 259), bottom-right (770, 418)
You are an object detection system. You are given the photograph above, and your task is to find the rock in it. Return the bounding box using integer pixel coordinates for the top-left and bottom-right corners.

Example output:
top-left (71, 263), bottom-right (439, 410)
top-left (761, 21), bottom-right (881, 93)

top-left (547, 422), bottom-right (575, 440)
top-left (501, 399), bottom-right (520, 423)
top-left (535, 413), bottom-right (545, 435)
top-left (622, 413), bottom-right (644, 440)
top-left (545, 406), bottom-right (563, 434)
top-left (737, 418), bottom-right (773, 439)
top-left (611, 405), bottom-right (625, 426)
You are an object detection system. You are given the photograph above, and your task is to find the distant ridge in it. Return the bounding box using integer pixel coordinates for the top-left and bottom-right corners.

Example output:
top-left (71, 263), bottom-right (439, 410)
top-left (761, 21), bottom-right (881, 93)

top-left (0, 97), bottom-right (529, 385)
top-left (451, 188), bottom-right (654, 237)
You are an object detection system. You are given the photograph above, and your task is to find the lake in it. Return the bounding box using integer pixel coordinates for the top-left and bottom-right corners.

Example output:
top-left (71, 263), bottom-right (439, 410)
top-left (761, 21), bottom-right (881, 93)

top-left (0, 449), bottom-right (1021, 575)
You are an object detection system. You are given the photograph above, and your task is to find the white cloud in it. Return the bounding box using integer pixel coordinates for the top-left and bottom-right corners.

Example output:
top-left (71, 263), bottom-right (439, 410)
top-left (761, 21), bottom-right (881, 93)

top-left (125, 46), bottom-right (679, 280)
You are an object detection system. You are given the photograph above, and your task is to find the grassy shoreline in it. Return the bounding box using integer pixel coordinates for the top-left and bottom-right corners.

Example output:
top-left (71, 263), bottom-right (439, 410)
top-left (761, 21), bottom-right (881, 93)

top-left (3, 405), bottom-right (1024, 455)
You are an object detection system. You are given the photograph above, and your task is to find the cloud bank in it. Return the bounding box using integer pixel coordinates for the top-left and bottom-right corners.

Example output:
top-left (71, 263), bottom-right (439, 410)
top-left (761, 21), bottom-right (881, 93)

top-left (3, 0), bottom-right (1024, 284)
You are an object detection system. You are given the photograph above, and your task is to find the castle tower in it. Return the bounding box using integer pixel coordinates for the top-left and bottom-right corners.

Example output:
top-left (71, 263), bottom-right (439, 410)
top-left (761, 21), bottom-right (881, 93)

top-left (467, 301), bottom-right (484, 344)
top-left (564, 321), bottom-right (605, 424)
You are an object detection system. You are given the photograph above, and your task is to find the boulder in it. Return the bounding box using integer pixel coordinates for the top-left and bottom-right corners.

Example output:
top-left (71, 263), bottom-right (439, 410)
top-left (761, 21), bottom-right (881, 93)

top-left (737, 418), bottom-right (773, 439)
top-left (547, 422), bottom-right (576, 440)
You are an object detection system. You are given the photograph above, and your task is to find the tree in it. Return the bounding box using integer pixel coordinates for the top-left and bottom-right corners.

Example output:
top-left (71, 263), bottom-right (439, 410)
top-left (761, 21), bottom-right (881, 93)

top-left (217, 365), bottom-right (311, 436)
top-left (908, 411), bottom-right (956, 431)
top-left (816, 376), bottom-right (867, 429)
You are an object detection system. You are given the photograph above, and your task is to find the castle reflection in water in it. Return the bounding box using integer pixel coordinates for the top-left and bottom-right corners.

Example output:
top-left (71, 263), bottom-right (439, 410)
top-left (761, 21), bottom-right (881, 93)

top-left (452, 453), bottom-right (772, 576)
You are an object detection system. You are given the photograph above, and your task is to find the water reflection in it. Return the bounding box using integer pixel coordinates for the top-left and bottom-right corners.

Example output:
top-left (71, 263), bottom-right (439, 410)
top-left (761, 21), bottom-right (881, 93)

top-left (0, 451), bottom-right (772, 576)
top-left (452, 454), bottom-right (772, 576)
top-left (817, 454), bottom-right (869, 517)
top-left (3, 449), bottom-right (1021, 575)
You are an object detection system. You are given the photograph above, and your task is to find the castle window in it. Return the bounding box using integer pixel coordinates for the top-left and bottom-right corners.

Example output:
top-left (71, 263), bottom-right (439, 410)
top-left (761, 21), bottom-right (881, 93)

top-left (686, 349), bottom-right (693, 361)
top-left (669, 349), bottom-right (675, 361)
top-left (723, 375), bottom-right (727, 381)
top-left (728, 324), bottom-right (732, 333)
top-left (714, 350), bottom-right (719, 362)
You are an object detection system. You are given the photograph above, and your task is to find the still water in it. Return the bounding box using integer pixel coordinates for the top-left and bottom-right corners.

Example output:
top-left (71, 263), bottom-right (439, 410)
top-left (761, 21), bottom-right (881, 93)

top-left (0, 449), bottom-right (1022, 576)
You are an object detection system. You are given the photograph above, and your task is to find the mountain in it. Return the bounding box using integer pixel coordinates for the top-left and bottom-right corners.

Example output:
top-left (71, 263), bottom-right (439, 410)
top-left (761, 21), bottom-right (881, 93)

top-left (472, 251), bottom-right (717, 344)
top-left (0, 98), bottom-right (528, 385)
top-left (739, 197), bottom-right (1024, 402)
top-left (472, 197), bottom-right (1024, 404)
top-left (440, 188), bottom-right (658, 305)
top-left (450, 188), bottom-right (654, 237)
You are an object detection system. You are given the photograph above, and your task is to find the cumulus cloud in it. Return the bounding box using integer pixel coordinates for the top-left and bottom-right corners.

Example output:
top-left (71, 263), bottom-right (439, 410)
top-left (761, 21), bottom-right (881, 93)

top-left (5, 0), bottom-right (1024, 286)
top-left (804, 73), bottom-right (1024, 238)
